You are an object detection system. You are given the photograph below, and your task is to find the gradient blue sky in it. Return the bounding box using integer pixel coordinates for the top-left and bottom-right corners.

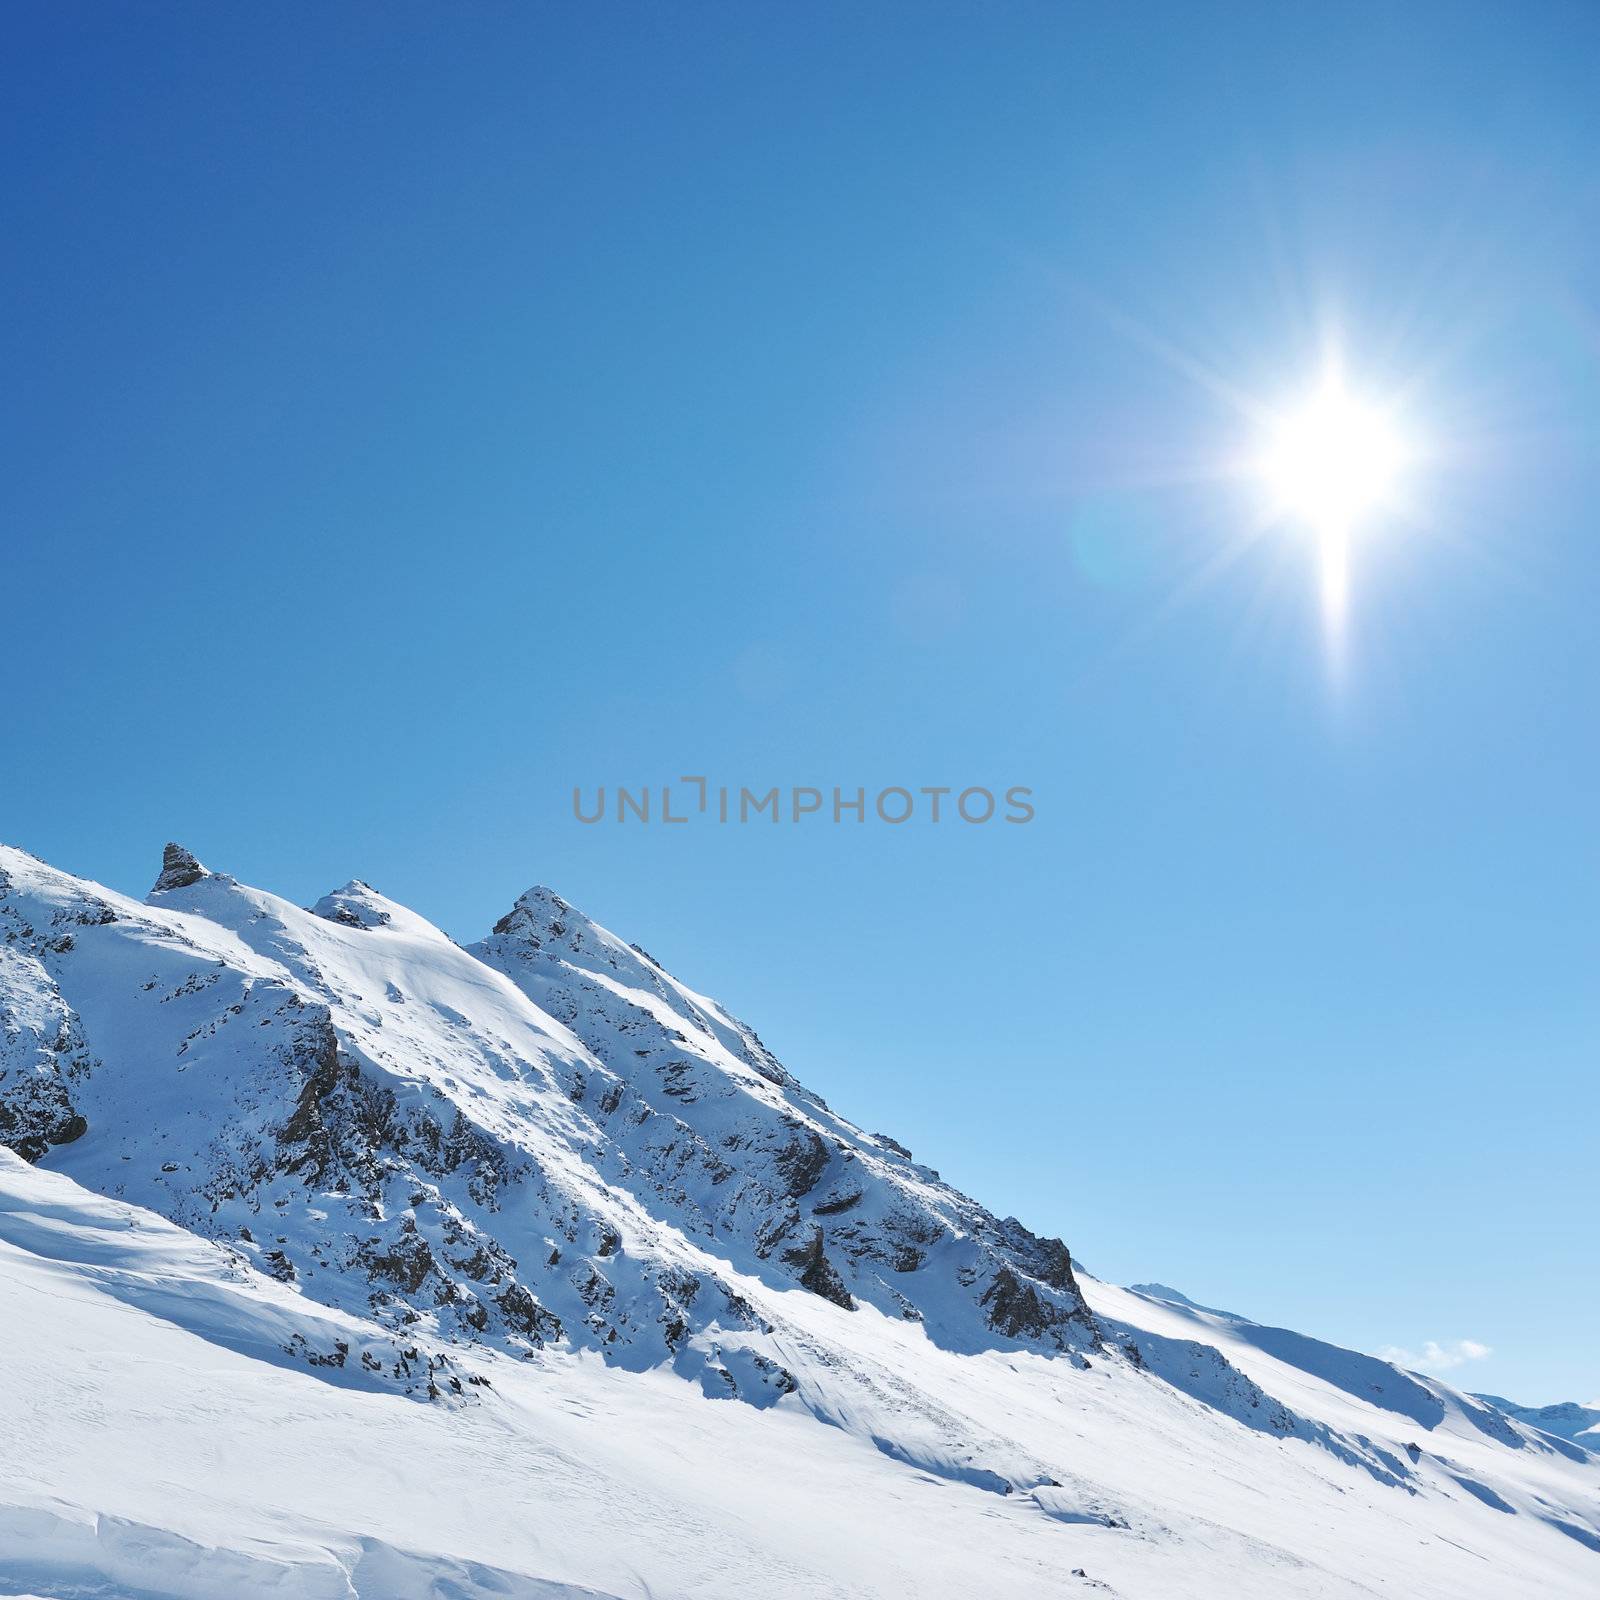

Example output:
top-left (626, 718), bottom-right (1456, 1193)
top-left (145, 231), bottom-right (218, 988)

top-left (4, 4), bottom-right (1596, 1401)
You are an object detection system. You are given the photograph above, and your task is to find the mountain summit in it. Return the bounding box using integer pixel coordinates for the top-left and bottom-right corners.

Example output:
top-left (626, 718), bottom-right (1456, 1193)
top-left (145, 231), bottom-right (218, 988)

top-left (149, 840), bottom-right (209, 893)
top-left (0, 841), bottom-right (1595, 1599)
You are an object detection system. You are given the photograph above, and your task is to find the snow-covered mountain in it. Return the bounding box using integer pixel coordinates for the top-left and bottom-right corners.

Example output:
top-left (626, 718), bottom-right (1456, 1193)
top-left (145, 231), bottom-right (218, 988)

top-left (1, 841), bottom-right (1596, 1599)
top-left (1475, 1395), bottom-right (1600, 1449)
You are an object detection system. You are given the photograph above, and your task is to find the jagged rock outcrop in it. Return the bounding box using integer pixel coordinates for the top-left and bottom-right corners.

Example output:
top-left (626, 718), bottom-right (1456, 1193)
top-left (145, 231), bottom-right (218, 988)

top-left (150, 842), bottom-right (208, 894)
top-left (983, 1267), bottom-right (1070, 1340)
top-left (782, 1226), bottom-right (856, 1309)
top-left (0, 904), bottom-right (97, 1163)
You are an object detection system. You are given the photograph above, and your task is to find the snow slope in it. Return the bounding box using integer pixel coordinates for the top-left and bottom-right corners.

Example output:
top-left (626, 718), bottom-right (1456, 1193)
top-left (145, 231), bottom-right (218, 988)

top-left (1, 843), bottom-right (1595, 1599)
top-left (1475, 1395), bottom-right (1600, 1449)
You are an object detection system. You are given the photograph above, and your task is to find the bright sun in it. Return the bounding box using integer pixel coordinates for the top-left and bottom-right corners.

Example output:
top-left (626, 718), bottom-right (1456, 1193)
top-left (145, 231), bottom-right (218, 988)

top-left (1252, 362), bottom-right (1414, 675)
top-left (1262, 374), bottom-right (1408, 535)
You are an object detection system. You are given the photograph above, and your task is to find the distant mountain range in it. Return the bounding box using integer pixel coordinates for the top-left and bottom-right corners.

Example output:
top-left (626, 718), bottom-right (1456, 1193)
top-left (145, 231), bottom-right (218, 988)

top-left (1473, 1396), bottom-right (1600, 1448)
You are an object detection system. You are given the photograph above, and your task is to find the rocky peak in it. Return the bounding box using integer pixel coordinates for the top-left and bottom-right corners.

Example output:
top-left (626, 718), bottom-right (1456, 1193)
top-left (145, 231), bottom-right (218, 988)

top-left (489, 885), bottom-right (591, 946)
top-left (311, 880), bottom-right (394, 930)
top-left (150, 842), bottom-right (209, 895)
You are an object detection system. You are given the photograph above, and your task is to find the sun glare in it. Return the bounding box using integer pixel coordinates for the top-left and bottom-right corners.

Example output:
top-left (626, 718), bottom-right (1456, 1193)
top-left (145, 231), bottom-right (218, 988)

top-left (1252, 363), bottom-right (1413, 678)
top-left (1262, 376), bottom-right (1407, 535)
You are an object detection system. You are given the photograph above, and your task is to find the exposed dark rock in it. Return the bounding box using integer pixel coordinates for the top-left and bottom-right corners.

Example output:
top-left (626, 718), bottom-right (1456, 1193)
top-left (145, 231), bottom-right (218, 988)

top-left (782, 1226), bottom-right (855, 1309)
top-left (150, 843), bottom-right (208, 895)
top-left (0, 1087), bottom-right (85, 1164)
top-left (999, 1229), bottom-right (1082, 1295)
top-left (262, 1249), bottom-right (296, 1283)
top-left (359, 1222), bottom-right (436, 1295)
top-left (1032, 1238), bottom-right (1079, 1294)
top-left (0, 991), bottom-right (91, 1166)
top-left (446, 1243), bottom-right (501, 1283)
top-left (774, 1123), bottom-right (830, 1198)
top-left (310, 883), bottom-right (393, 930)
top-left (982, 1267), bottom-right (1063, 1341)
top-left (657, 1059), bottom-right (697, 1100)
top-left (277, 1018), bottom-right (344, 1181)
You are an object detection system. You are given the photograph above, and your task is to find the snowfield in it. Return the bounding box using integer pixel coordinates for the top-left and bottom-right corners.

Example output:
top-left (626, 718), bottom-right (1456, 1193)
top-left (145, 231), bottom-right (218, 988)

top-left (0, 843), bottom-right (1594, 1599)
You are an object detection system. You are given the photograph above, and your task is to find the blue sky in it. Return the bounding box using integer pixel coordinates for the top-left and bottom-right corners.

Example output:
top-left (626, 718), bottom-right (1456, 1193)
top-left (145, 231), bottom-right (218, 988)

top-left (4, 4), bottom-right (1596, 1401)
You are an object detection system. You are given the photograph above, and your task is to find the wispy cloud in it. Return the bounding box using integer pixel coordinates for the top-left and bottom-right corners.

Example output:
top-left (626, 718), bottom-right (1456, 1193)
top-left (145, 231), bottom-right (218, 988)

top-left (1377, 1338), bottom-right (1493, 1374)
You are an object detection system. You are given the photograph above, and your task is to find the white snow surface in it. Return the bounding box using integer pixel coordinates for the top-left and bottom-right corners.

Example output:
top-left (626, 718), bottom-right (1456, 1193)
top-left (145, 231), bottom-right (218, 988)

top-left (0, 843), bottom-right (1595, 1599)
top-left (1473, 1394), bottom-right (1600, 1448)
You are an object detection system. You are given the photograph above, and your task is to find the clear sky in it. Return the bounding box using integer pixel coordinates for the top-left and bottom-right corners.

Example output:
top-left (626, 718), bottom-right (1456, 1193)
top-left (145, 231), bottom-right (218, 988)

top-left (4, 4), bottom-right (1596, 1402)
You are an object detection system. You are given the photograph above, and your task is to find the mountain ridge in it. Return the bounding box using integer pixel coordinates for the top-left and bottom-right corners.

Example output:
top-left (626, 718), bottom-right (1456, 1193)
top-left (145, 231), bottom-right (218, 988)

top-left (1, 840), bottom-right (1597, 1599)
top-left (0, 841), bottom-right (1104, 1386)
